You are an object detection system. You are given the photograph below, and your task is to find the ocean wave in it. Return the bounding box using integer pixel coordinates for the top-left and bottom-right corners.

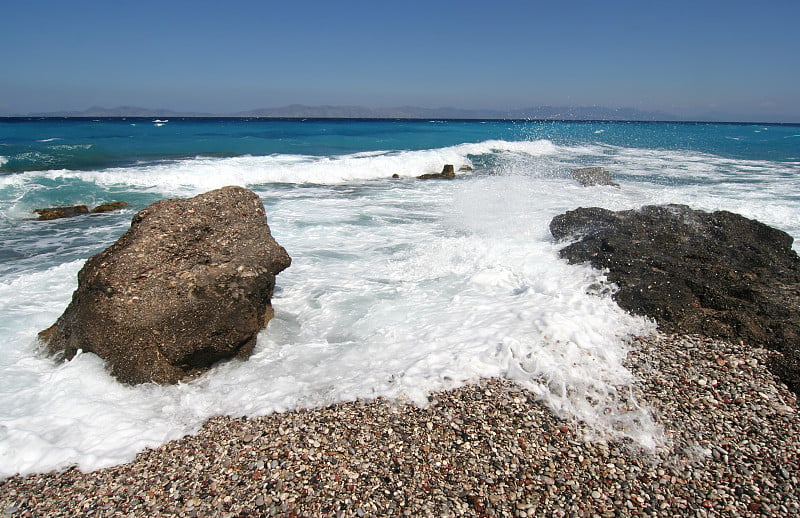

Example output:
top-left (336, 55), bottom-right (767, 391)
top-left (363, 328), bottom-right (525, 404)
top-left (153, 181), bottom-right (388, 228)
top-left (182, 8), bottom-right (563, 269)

top-left (0, 139), bottom-right (558, 195)
top-left (2, 139), bottom-right (799, 240)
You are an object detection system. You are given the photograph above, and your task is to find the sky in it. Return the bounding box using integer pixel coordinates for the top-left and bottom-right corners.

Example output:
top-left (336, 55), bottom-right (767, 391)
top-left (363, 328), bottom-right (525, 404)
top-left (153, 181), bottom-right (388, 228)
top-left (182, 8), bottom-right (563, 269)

top-left (2, 0), bottom-right (799, 121)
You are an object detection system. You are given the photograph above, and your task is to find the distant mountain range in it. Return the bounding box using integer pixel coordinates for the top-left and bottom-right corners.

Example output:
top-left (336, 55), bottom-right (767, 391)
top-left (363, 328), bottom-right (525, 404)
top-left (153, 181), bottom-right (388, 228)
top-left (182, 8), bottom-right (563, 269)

top-left (17, 104), bottom-right (680, 121)
top-left (231, 104), bottom-right (679, 121)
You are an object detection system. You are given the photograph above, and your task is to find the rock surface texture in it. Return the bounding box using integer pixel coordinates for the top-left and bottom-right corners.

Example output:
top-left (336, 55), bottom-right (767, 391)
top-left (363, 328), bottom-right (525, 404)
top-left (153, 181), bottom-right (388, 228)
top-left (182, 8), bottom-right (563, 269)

top-left (550, 204), bottom-right (800, 395)
top-left (39, 186), bottom-right (291, 384)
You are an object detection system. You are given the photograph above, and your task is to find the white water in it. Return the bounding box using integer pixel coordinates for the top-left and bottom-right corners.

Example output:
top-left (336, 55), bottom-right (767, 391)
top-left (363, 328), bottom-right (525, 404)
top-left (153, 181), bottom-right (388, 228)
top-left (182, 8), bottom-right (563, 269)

top-left (2, 139), bottom-right (799, 478)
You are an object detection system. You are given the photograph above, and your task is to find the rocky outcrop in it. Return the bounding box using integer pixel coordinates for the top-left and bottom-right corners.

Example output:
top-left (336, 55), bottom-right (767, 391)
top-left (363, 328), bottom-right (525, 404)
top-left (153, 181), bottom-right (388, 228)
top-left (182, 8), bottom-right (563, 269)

top-left (34, 205), bottom-right (90, 220)
top-left (570, 167), bottom-right (619, 187)
top-left (418, 164), bottom-right (456, 180)
top-left (91, 201), bottom-right (129, 213)
top-left (39, 186), bottom-right (291, 385)
top-left (550, 204), bottom-right (800, 395)
top-left (34, 202), bottom-right (128, 220)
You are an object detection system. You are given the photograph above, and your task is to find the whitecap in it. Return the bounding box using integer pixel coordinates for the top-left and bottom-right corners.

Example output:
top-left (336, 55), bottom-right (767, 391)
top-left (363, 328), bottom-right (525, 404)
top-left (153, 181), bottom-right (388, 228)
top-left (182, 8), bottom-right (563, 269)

top-left (0, 139), bottom-right (557, 196)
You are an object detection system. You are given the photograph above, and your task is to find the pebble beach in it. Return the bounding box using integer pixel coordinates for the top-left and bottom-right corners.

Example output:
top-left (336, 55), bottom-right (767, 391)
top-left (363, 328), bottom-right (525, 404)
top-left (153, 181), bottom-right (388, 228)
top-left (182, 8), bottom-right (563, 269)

top-left (2, 332), bottom-right (798, 517)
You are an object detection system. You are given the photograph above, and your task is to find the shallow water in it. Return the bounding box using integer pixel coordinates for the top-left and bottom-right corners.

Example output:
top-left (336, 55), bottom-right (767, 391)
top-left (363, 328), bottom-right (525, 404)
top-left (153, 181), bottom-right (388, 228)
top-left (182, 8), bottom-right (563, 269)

top-left (1, 119), bottom-right (798, 477)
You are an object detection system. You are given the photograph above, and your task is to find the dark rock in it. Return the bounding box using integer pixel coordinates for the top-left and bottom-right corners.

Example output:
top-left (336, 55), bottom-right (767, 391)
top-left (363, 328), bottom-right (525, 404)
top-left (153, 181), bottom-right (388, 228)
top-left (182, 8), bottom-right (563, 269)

top-left (34, 205), bottom-right (89, 220)
top-left (571, 167), bottom-right (620, 187)
top-left (458, 165), bottom-right (474, 171)
top-left (39, 186), bottom-right (292, 385)
top-left (91, 201), bottom-right (129, 213)
top-left (550, 204), bottom-right (800, 395)
top-left (418, 164), bottom-right (456, 180)
top-left (391, 173), bottom-right (400, 179)
top-left (34, 202), bottom-right (129, 220)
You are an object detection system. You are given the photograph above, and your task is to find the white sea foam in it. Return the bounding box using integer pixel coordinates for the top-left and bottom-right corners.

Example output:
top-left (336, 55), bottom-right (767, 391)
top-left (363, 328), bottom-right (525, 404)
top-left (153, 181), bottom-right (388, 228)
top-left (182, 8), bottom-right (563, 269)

top-left (2, 138), bottom-right (799, 477)
top-left (0, 173), bottom-right (658, 478)
top-left (0, 139), bottom-right (557, 197)
top-left (578, 145), bottom-right (800, 241)
top-left (0, 156), bottom-right (7, 167)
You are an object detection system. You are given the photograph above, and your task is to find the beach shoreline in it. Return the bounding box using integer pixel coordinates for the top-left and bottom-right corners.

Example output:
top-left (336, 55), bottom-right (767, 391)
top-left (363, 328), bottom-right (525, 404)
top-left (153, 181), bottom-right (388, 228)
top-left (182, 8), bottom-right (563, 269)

top-left (2, 332), bottom-right (798, 517)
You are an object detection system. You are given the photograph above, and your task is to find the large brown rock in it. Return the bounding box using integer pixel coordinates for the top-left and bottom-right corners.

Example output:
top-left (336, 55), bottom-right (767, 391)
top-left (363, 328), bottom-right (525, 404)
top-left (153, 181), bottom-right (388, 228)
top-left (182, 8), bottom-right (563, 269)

top-left (39, 186), bottom-right (292, 384)
top-left (550, 204), bottom-right (800, 395)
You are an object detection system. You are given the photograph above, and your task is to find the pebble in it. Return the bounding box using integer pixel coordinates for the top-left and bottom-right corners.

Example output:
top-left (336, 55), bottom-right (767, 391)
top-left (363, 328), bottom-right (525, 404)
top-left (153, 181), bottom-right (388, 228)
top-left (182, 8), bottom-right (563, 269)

top-left (1, 333), bottom-right (798, 517)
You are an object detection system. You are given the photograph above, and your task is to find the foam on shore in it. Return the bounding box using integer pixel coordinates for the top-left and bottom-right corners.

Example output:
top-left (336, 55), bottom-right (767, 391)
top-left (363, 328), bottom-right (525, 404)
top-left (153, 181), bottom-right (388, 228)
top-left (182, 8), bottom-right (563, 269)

top-left (1, 333), bottom-right (797, 516)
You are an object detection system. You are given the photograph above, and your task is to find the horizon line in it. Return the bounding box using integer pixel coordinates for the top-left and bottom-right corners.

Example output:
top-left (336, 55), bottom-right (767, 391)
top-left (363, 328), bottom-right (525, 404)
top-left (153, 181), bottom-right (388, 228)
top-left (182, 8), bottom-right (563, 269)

top-left (3, 103), bottom-right (797, 124)
top-left (2, 115), bottom-right (798, 126)
top-left (2, 103), bottom-right (798, 125)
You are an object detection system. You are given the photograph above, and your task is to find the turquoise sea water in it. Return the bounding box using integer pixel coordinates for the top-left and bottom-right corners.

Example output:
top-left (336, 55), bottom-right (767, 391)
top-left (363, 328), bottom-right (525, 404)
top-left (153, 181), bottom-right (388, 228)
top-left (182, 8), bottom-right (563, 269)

top-left (1, 118), bottom-right (799, 477)
top-left (3, 118), bottom-right (799, 174)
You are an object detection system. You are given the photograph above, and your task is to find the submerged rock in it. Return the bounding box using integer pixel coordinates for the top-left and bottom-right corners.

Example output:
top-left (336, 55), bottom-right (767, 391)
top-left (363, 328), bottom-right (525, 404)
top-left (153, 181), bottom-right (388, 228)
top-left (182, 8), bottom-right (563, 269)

top-left (91, 201), bottom-right (129, 213)
top-left (418, 164), bottom-right (456, 180)
top-left (34, 201), bottom-right (128, 220)
top-left (570, 167), bottom-right (620, 187)
top-left (34, 205), bottom-right (89, 220)
top-left (550, 204), bottom-right (800, 395)
top-left (39, 186), bottom-right (292, 384)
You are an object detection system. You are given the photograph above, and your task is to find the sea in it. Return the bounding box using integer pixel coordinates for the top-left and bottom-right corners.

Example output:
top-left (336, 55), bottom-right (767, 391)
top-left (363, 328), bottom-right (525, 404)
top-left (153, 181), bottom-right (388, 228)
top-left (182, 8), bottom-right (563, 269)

top-left (1, 118), bottom-right (798, 478)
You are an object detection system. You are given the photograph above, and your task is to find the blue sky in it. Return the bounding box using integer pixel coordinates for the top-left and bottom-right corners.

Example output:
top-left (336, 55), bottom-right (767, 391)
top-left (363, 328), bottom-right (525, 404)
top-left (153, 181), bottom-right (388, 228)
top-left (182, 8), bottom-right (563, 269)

top-left (2, 0), bottom-right (798, 121)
